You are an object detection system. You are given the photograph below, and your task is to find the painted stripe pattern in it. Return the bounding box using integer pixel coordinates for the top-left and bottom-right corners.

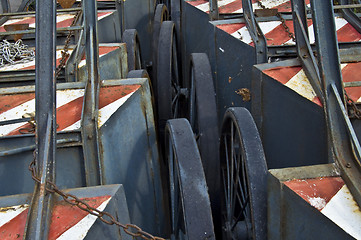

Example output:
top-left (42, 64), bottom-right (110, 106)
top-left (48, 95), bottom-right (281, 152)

top-left (262, 63), bottom-right (359, 106)
top-left (0, 12), bottom-right (112, 33)
top-left (0, 196), bottom-right (111, 240)
top-left (0, 45), bottom-right (119, 72)
top-left (284, 177), bottom-right (361, 239)
top-left (217, 17), bottom-right (361, 46)
top-left (186, 0), bottom-right (361, 45)
top-left (187, 0), bottom-right (306, 13)
top-left (0, 84), bottom-right (140, 136)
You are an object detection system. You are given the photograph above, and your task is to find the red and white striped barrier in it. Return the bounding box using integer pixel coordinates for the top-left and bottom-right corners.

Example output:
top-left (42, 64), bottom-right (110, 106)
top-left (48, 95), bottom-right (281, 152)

top-left (0, 45), bottom-right (120, 72)
top-left (0, 196), bottom-right (111, 240)
top-left (187, 0), bottom-right (307, 14)
top-left (262, 62), bottom-right (361, 106)
top-left (0, 84), bottom-right (140, 136)
top-left (0, 11), bottom-right (112, 33)
top-left (216, 17), bottom-right (361, 46)
top-left (285, 177), bottom-right (361, 239)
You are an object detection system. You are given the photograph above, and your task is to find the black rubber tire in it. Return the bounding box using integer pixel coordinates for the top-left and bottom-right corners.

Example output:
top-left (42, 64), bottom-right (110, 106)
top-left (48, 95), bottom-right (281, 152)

top-left (188, 53), bottom-right (221, 234)
top-left (166, 118), bottom-right (216, 240)
top-left (122, 29), bottom-right (142, 71)
top-left (152, 4), bottom-right (169, 90)
top-left (156, 21), bottom-right (181, 146)
top-left (220, 107), bottom-right (268, 240)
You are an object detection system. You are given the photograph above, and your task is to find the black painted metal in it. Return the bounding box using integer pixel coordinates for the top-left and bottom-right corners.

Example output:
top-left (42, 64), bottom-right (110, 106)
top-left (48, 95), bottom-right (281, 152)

top-left (81, 0), bottom-right (102, 186)
top-left (156, 21), bottom-right (181, 148)
top-left (24, 0), bottom-right (57, 239)
top-left (220, 107), bottom-right (267, 240)
top-left (340, 0), bottom-right (361, 34)
top-left (209, 0), bottom-right (219, 20)
top-left (166, 118), bottom-right (215, 239)
top-left (188, 53), bottom-right (221, 235)
top-left (311, 0), bottom-right (361, 207)
top-left (241, 0), bottom-right (267, 63)
top-left (122, 29), bottom-right (142, 71)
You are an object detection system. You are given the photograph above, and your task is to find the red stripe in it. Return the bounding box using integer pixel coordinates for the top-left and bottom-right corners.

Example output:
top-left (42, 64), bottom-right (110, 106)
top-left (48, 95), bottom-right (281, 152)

top-left (0, 209), bottom-right (28, 240)
top-left (337, 23), bottom-right (361, 43)
top-left (284, 177), bottom-right (344, 211)
top-left (48, 196), bottom-right (110, 239)
top-left (342, 62), bottom-right (361, 102)
top-left (217, 23), bottom-right (246, 35)
top-left (0, 17), bottom-right (35, 32)
top-left (0, 93), bottom-right (34, 115)
top-left (312, 96), bottom-right (322, 107)
top-left (263, 66), bottom-right (301, 85)
top-left (0, 196), bottom-right (110, 240)
top-left (265, 19), bottom-right (312, 46)
top-left (187, 0), bottom-right (208, 7)
top-left (6, 85), bottom-right (141, 136)
top-left (218, 0), bottom-right (259, 14)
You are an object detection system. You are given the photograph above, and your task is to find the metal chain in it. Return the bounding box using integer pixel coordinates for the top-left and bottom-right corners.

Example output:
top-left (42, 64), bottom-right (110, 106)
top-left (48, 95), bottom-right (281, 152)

top-left (345, 91), bottom-right (361, 119)
top-left (56, 6), bottom-right (82, 78)
top-left (28, 158), bottom-right (164, 240)
top-left (256, 0), bottom-right (296, 42)
top-left (0, 39), bottom-right (35, 67)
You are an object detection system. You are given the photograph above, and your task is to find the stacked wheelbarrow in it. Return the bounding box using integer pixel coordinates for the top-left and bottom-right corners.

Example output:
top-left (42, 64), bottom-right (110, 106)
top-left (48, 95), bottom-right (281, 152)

top-left (159, 0), bottom-right (361, 239)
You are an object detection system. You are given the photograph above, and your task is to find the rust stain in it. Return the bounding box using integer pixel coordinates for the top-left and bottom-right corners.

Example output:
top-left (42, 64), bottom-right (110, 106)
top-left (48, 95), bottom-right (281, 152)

top-left (235, 88), bottom-right (251, 102)
top-left (57, 0), bottom-right (76, 9)
top-left (4, 24), bottom-right (29, 41)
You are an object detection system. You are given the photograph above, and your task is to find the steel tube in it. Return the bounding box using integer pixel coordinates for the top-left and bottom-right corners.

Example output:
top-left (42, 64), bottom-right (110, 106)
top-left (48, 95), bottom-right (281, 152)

top-left (24, 0), bottom-right (57, 239)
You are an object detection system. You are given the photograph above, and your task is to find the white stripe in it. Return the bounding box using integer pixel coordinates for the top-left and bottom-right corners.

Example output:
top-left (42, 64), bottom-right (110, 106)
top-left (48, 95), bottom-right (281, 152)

top-left (78, 52), bottom-right (108, 68)
top-left (258, 21), bottom-right (282, 35)
top-left (195, 0), bottom-right (236, 13)
top-left (97, 90), bottom-right (136, 128)
top-left (0, 49), bottom-right (73, 72)
top-left (64, 88), bottom-right (137, 131)
top-left (259, 0), bottom-right (290, 9)
top-left (0, 204), bottom-right (28, 228)
top-left (284, 17), bottom-right (348, 45)
top-left (285, 68), bottom-right (316, 101)
top-left (231, 21), bottom-right (280, 44)
top-left (29, 14), bottom-right (75, 28)
top-left (56, 198), bottom-right (111, 240)
top-left (232, 0), bottom-right (290, 14)
top-left (283, 64), bottom-right (348, 102)
top-left (0, 88), bottom-right (83, 136)
top-left (0, 17), bottom-right (30, 27)
top-left (231, 26), bottom-right (253, 44)
top-left (321, 185), bottom-right (361, 239)
top-left (98, 12), bottom-right (113, 21)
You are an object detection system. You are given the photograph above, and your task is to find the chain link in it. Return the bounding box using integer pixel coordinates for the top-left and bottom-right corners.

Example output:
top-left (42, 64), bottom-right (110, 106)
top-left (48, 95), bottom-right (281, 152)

top-left (345, 91), bottom-right (361, 119)
top-left (256, 1), bottom-right (296, 42)
top-left (0, 39), bottom-right (35, 68)
top-left (28, 159), bottom-right (164, 240)
top-left (56, 6), bottom-right (82, 78)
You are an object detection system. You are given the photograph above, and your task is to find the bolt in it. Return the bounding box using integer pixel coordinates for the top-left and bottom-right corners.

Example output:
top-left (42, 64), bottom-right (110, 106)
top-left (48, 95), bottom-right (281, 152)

top-left (302, 54), bottom-right (308, 59)
top-left (346, 163), bottom-right (351, 168)
top-left (88, 134), bottom-right (93, 140)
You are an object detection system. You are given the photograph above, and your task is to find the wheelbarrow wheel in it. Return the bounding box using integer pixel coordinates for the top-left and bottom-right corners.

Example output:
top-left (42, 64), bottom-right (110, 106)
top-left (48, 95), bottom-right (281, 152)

top-left (122, 29), bottom-right (142, 71)
top-left (220, 107), bottom-right (267, 240)
top-left (188, 53), bottom-right (221, 233)
top-left (157, 21), bottom-right (182, 145)
top-left (166, 118), bottom-right (216, 240)
top-left (152, 4), bottom-right (169, 91)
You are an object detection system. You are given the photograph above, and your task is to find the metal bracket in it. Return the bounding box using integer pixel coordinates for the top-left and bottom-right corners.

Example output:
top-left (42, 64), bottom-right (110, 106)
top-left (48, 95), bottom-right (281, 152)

top-left (310, 0), bottom-right (361, 207)
top-left (209, 0), bottom-right (219, 20)
top-left (291, 0), bottom-right (324, 102)
top-left (339, 0), bottom-right (361, 34)
top-left (80, 0), bottom-right (103, 186)
top-left (242, 0), bottom-right (267, 63)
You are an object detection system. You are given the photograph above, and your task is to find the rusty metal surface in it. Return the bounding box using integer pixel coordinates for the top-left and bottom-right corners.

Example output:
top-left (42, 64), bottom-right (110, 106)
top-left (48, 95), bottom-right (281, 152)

top-left (57, 0), bottom-right (76, 9)
top-left (4, 23), bottom-right (29, 41)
